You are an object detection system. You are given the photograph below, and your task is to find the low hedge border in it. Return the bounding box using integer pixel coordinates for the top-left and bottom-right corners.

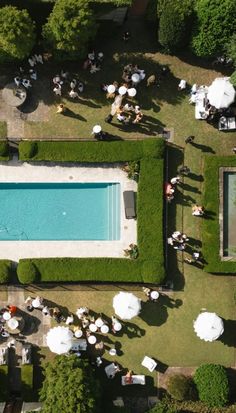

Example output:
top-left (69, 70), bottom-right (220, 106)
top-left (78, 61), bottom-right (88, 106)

top-left (17, 139), bottom-right (165, 284)
top-left (0, 140), bottom-right (10, 161)
top-left (0, 260), bottom-right (14, 283)
top-left (0, 365), bottom-right (8, 402)
top-left (203, 156), bottom-right (236, 273)
top-left (21, 364), bottom-right (34, 402)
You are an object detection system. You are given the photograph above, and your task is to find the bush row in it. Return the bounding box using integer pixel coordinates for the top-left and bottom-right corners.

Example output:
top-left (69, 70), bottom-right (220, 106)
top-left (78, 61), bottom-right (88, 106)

top-left (0, 260), bottom-right (14, 283)
top-left (19, 139), bottom-right (165, 162)
top-left (17, 139), bottom-right (165, 284)
top-left (202, 156), bottom-right (236, 273)
top-left (21, 364), bottom-right (34, 402)
top-left (0, 140), bottom-right (10, 160)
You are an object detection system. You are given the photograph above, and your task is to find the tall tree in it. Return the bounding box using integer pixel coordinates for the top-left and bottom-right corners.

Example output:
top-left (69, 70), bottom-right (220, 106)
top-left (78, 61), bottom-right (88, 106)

top-left (40, 355), bottom-right (100, 413)
top-left (0, 6), bottom-right (35, 62)
top-left (42, 0), bottom-right (97, 60)
top-left (191, 0), bottom-right (236, 58)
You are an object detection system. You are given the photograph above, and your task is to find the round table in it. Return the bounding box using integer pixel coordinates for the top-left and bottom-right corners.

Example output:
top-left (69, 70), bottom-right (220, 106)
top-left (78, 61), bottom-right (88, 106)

top-left (74, 329), bottom-right (83, 338)
top-left (109, 348), bottom-right (117, 356)
top-left (95, 318), bottom-right (104, 328)
top-left (101, 324), bottom-right (109, 334)
top-left (7, 317), bottom-right (19, 330)
top-left (2, 83), bottom-right (27, 107)
top-left (5, 316), bottom-right (25, 335)
top-left (113, 322), bottom-right (122, 332)
top-left (150, 291), bottom-right (159, 300)
top-left (89, 323), bottom-right (98, 333)
top-left (88, 335), bottom-right (97, 344)
top-left (3, 312), bottom-right (11, 321)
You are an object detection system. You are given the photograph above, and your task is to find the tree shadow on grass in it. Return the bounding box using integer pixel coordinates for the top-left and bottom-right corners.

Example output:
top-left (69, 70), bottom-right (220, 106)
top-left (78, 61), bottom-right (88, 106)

top-left (140, 296), bottom-right (183, 327)
top-left (63, 108), bottom-right (87, 121)
top-left (191, 141), bottom-right (216, 154)
top-left (179, 182), bottom-right (201, 194)
top-left (220, 319), bottom-right (236, 347)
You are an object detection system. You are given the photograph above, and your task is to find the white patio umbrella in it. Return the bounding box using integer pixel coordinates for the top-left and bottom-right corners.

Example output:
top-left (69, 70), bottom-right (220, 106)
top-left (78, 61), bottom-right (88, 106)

top-left (46, 326), bottom-right (73, 354)
top-left (193, 312), bottom-right (224, 342)
top-left (113, 292), bottom-right (141, 320)
top-left (207, 77), bottom-right (235, 109)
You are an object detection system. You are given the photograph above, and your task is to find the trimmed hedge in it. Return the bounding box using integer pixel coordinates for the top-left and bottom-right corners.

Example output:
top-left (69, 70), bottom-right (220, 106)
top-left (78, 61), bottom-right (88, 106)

top-left (0, 365), bottom-right (8, 402)
top-left (21, 364), bottom-right (34, 402)
top-left (203, 156), bottom-right (236, 273)
top-left (0, 260), bottom-right (13, 283)
top-left (19, 139), bottom-right (165, 162)
top-left (194, 364), bottom-right (229, 407)
top-left (17, 139), bottom-right (165, 284)
top-left (0, 140), bottom-right (9, 160)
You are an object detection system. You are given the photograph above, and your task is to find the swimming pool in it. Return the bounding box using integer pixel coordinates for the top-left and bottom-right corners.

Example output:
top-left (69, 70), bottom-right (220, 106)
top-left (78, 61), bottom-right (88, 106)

top-left (0, 182), bottom-right (120, 241)
top-left (223, 172), bottom-right (236, 256)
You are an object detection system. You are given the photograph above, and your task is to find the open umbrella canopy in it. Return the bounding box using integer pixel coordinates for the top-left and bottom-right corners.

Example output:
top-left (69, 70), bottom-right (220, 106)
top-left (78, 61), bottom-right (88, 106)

top-left (207, 77), bottom-right (235, 109)
top-left (113, 292), bottom-right (141, 320)
top-left (193, 312), bottom-right (224, 342)
top-left (46, 326), bottom-right (73, 354)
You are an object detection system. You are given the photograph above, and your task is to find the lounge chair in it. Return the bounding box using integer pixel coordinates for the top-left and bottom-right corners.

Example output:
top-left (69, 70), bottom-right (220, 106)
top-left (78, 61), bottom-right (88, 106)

top-left (22, 345), bottom-right (32, 364)
top-left (121, 375), bottom-right (145, 385)
top-left (0, 347), bottom-right (8, 365)
top-left (123, 191), bottom-right (136, 219)
top-left (141, 356), bottom-right (157, 372)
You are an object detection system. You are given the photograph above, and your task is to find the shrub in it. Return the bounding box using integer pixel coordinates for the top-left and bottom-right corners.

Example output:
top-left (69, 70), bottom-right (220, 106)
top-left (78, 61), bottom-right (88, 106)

top-left (42, 0), bottom-right (97, 60)
top-left (17, 261), bottom-right (39, 284)
top-left (0, 261), bottom-right (12, 284)
top-left (191, 0), bottom-right (236, 58)
top-left (230, 71), bottom-right (236, 87)
top-left (20, 141), bottom-right (38, 159)
top-left (194, 364), bottom-right (229, 407)
top-left (158, 0), bottom-right (194, 52)
top-left (226, 34), bottom-right (236, 66)
top-left (0, 141), bottom-right (8, 157)
top-left (0, 366), bottom-right (8, 402)
top-left (0, 6), bottom-right (36, 62)
top-left (148, 399), bottom-right (179, 413)
top-left (167, 374), bottom-right (194, 401)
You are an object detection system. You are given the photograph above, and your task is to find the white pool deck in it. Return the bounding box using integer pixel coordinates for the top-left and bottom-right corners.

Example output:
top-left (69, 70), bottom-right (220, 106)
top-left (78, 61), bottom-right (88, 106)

top-left (0, 161), bottom-right (137, 261)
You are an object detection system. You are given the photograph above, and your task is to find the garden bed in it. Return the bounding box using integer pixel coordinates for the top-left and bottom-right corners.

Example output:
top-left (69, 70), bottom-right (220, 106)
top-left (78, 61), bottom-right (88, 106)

top-left (17, 139), bottom-right (165, 284)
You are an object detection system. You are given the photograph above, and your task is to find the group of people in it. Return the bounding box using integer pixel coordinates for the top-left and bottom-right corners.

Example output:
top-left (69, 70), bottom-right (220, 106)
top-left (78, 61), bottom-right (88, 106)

top-left (168, 231), bottom-right (189, 251)
top-left (0, 305), bottom-right (18, 339)
top-left (13, 53), bottom-right (45, 91)
top-left (165, 176), bottom-right (181, 202)
top-left (25, 296), bottom-right (65, 323)
top-left (83, 50), bottom-right (104, 74)
top-left (52, 72), bottom-right (84, 98)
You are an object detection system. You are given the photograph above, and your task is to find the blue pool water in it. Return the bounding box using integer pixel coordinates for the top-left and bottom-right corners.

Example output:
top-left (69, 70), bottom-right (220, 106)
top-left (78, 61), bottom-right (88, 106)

top-left (0, 183), bottom-right (120, 241)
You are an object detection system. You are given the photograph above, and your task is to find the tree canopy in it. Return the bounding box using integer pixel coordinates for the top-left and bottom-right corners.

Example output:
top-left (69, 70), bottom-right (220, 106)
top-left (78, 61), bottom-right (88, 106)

top-left (0, 6), bottom-right (35, 62)
top-left (39, 355), bottom-right (100, 413)
top-left (191, 0), bottom-right (236, 58)
top-left (42, 0), bottom-right (97, 60)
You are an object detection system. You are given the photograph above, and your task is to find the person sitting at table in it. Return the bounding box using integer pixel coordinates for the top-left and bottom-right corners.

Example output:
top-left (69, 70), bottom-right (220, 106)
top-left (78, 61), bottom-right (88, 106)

top-left (22, 78), bottom-right (32, 88)
top-left (53, 307), bottom-right (62, 323)
top-left (66, 314), bottom-right (74, 325)
top-left (14, 76), bottom-right (21, 87)
top-left (125, 370), bottom-right (133, 384)
top-left (25, 296), bottom-right (33, 312)
top-left (8, 305), bottom-right (17, 315)
top-left (69, 89), bottom-right (79, 99)
top-left (81, 317), bottom-right (89, 329)
top-left (78, 82), bottom-right (84, 93)
top-left (53, 84), bottom-right (61, 96)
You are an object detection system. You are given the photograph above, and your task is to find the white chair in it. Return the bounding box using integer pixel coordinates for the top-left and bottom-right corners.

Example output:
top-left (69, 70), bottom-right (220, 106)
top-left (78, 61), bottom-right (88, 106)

top-left (141, 356), bottom-right (157, 372)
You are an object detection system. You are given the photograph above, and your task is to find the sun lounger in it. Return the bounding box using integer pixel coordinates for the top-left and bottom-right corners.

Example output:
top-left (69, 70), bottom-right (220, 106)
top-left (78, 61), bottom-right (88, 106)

top-left (123, 191), bottom-right (136, 219)
top-left (141, 356), bottom-right (157, 372)
top-left (22, 345), bottom-right (32, 365)
top-left (121, 375), bottom-right (145, 385)
top-left (0, 347), bottom-right (8, 365)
